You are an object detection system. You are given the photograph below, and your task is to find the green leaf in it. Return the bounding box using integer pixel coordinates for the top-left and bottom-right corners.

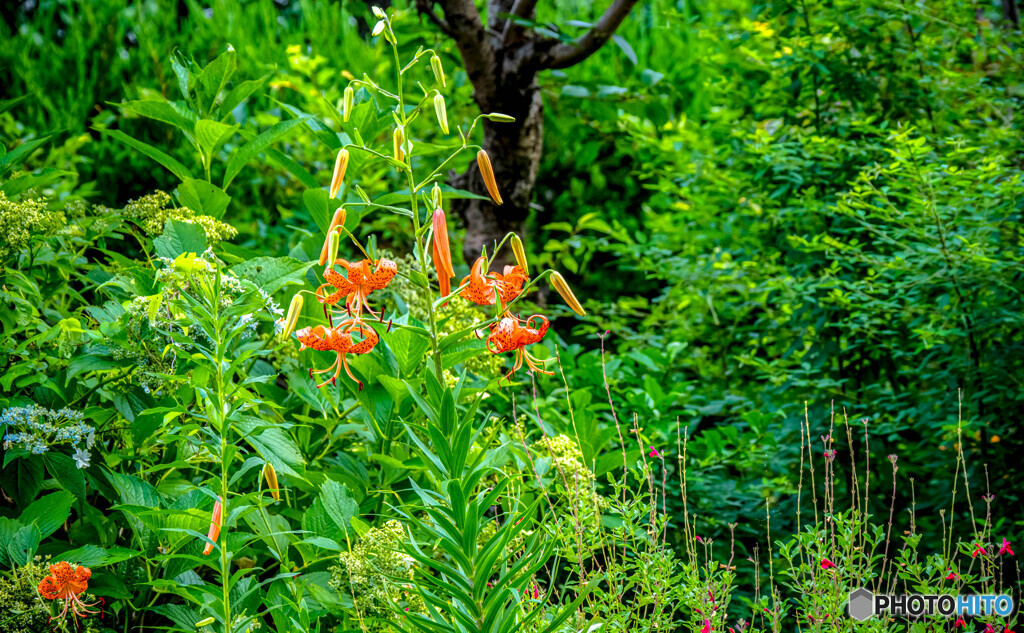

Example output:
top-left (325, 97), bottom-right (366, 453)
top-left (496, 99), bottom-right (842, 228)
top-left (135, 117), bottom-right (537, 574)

top-left (266, 147), bottom-right (319, 189)
top-left (230, 256), bottom-right (314, 295)
top-left (373, 184), bottom-right (489, 207)
top-left (0, 136), bottom-right (49, 176)
top-left (223, 116), bottom-right (308, 188)
top-left (196, 47), bottom-right (237, 115)
top-left (303, 187), bottom-right (339, 234)
top-left (97, 129), bottom-right (195, 181)
top-left (195, 119), bottom-right (239, 156)
top-left (238, 420), bottom-right (306, 478)
top-left (0, 168), bottom-right (72, 197)
top-left (44, 453), bottom-right (87, 500)
top-left (154, 219), bottom-right (208, 259)
top-left (220, 75), bottom-right (270, 114)
top-left (302, 480), bottom-right (357, 541)
top-left (118, 100), bottom-right (197, 134)
top-left (19, 491), bottom-right (75, 539)
top-left (385, 328), bottom-right (432, 377)
top-left (175, 178), bottom-right (231, 219)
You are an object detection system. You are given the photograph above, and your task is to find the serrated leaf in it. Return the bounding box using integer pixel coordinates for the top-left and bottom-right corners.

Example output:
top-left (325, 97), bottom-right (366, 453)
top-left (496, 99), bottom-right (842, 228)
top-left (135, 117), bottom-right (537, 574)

top-left (19, 491), bottom-right (74, 539)
top-left (154, 219), bottom-right (208, 259)
top-left (195, 119), bottom-right (239, 156)
top-left (230, 256), bottom-right (313, 295)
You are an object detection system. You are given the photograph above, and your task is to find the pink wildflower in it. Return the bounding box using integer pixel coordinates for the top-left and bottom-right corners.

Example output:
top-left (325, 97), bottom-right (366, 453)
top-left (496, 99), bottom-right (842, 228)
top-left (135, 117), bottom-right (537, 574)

top-left (985, 624), bottom-right (995, 633)
top-left (820, 559), bottom-right (836, 570)
top-left (998, 538), bottom-right (1014, 556)
top-left (701, 619), bottom-right (712, 633)
top-left (649, 446), bottom-right (661, 458)
top-left (945, 569), bottom-right (958, 580)
top-left (955, 616), bottom-right (966, 628)
top-left (973, 543), bottom-right (988, 558)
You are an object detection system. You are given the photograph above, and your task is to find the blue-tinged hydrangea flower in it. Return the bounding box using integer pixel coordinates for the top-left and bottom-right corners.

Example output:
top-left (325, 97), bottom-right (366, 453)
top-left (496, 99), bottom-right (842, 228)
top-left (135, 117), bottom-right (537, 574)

top-left (72, 448), bottom-right (91, 469)
top-left (0, 405), bottom-right (93, 455)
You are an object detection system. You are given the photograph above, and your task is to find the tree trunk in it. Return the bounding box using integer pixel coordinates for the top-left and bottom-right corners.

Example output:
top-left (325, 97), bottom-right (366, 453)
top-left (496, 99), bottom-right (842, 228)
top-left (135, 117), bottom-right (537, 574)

top-left (451, 78), bottom-right (543, 266)
top-left (420, 0), bottom-right (640, 267)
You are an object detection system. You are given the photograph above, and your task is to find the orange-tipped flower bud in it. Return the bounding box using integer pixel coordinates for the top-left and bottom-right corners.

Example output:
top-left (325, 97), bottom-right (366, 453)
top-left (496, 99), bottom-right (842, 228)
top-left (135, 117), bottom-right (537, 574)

top-left (433, 94), bottom-right (449, 135)
top-left (510, 234), bottom-right (529, 276)
top-left (430, 54), bottom-right (446, 87)
top-left (343, 86), bottom-right (355, 122)
top-left (329, 149), bottom-right (349, 199)
top-left (393, 127), bottom-right (405, 163)
top-left (432, 209), bottom-right (455, 279)
top-left (318, 209), bottom-right (347, 265)
top-left (262, 462), bottom-right (280, 502)
top-left (476, 150), bottom-right (502, 205)
top-left (550, 271), bottom-right (586, 316)
top-left (203, 498), bottom-right (223, 555)
top-left (283, 293), bottom-right (303, 337)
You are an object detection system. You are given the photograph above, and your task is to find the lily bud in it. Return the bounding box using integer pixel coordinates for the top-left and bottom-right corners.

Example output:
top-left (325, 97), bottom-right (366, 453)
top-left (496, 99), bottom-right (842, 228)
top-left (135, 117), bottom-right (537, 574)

top-left (202, 498), bottom-right (223, 555)
top-left (510, 234), bottom-right (529, 276)
top-left (343, 86), bottom-right (355, 122)
top-left (197, 617), bottom-right (216, 627)
top-left (371, 5), bottom-right (386, 18)
top-left (326, 228), bottom-right (340, 266)
top-left (329, 149), bottom-right (349, 199)
top-left (319, 208), bottom-right (347, 265)
top-left (487, 113), bottom-right (516, 123)
top-left (432, 209), bottom-right (455, 278)
top-left (283, 293), bottom-right (303, 337)
top-left (393, 127), bottom-right (405, 163)
top-left (431, 182), bottom-right (443, 209)
top-left (371, 20), bottom-right (385, 37)
top-left (430, 54), bottom-right (446, 87)
top-left (262, 462), bottom-right (280, 502)
top-left (355, 185), bottom-right (371, 203)
top-left (433, 94), bottom-right (449, 135)
top-left (476, 150), bottom-right (503, 205)
top-left (550, 271), bottom-right (586, 316)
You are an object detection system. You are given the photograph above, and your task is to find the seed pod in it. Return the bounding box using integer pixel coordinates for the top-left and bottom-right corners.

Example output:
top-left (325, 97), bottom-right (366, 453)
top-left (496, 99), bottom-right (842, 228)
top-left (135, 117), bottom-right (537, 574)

top-left (197, 617), bottom-right (216, 627)
top-left (283, 293), bottom-right (303, 337)
top-left (430, 54), bottom-right (446, 87)
top-left (319, 208), bottom-right (347, 265)
top-left (433, 94), bottom-right (449, 135)
top-left (329, 149), bottom-right (349, 199)
top-left (371, 20), bottom-right (385, 37)
top-left (510, 234), bottom-right (529, 276)
top-left (393, 127), bottom-right (405, 162)
top-left (343, 86), bottom-right (355, 122)
top-left (202, 498), bottom-right (223, 556)
top-left (550, 271), bottom-right (586, 316)
top-left (263, 462), bottom-right (281, 502)
top-left (476, 150), bottom-right (503, 205)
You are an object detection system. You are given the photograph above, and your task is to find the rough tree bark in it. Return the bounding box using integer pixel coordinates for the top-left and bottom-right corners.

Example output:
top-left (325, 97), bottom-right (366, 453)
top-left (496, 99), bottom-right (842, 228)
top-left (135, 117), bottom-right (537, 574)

top-left (416, 0), bottom-right (640, 265)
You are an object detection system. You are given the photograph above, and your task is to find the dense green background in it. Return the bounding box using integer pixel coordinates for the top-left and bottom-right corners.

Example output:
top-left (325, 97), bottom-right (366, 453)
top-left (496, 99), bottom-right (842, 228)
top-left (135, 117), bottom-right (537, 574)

top-left (2, 0), bottom-right (1023, 624)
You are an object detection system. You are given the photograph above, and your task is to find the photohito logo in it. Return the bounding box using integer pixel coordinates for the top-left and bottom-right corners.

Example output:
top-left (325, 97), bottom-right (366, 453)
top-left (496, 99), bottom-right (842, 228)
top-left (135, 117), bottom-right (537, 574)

top-left (848, 587), bottom-right (1015, 621)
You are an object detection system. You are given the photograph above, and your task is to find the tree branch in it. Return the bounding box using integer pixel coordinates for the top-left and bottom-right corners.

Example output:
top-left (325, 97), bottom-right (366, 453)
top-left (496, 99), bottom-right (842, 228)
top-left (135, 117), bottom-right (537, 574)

top-left (538, 0), bottom-right (640, 70)
top-left (415, 0), bottom-right (457, 38)
top-left (421, 0), bottom-right (500, 109)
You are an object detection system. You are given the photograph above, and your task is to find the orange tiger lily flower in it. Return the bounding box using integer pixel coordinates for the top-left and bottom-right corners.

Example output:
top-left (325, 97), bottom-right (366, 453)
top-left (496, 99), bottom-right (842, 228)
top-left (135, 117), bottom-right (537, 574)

top-left (486, 314), bottom-right (553, 382)
top-left (460, 257), bottom-right (528, 308)
top-left (203, 498), bottom-right (222, 555)
top-left (317, 258), bottom-right (397, 321)
top-left (296, 319), bottom-right (379, 389)
top-left (38, 561), bottom-right (99, 620)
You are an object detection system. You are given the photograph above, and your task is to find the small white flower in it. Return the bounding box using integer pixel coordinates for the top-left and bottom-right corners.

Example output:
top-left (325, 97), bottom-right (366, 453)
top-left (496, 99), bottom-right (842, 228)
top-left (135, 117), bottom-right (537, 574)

top-left (86, 428), bottom-right (96, 449)
top-left (73, 447), bottom-right (91, 469)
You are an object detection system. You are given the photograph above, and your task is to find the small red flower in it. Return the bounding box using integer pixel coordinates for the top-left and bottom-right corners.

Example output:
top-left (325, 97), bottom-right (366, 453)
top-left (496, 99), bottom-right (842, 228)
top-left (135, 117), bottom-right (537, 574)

top-left (985, 624), bottom-right (995, 633)
top-left (820, 559), bottom-right (836, 570)
top-left (998, 537), bottom-right (1014, 556)
top-left (945, 569), bottom-right (958, 580)
top-left (973, 543), bottom-right (988, 558)
top-left (701, 619), bottom-right (712, 633)
top-left (649, 447), bottom-right (661, 458)
top-left (955, 616), bottom-right (966, 628)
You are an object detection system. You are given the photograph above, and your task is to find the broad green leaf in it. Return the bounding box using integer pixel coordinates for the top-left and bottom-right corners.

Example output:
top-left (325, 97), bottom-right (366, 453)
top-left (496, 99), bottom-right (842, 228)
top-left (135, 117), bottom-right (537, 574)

top-left (303, 187), bottom-right (341, 234)
top-left (0, 136), bottom-right (49, 175)
top-left (230, 256), bottom-right (314, 295)
top-left (220, 74), bottom-right (270, 114)
top-left (154, 219), bottom-right (208, 259)
top-left (44, 452), bottom-right (87, 500)
top-left (118, 99), bottom-right (197, 134)
top-left (175, 178), bottom-right (231, 219)
top-left (238, 420), bottom-right (306, 478)
top-left (0, 168), bottom-right (72, 197)
top-left (195, 119), bottom-right (239, 156)
top-left (98, 129), bottom-right (194, 181)
top-left (267, 147), bottom-right (319, 189)
top-left (19, 491), bottom-right (75, 539)
top-left (223, 116), bottom-right (307, 188)
top-left (302, 480), bottom-right (357, 541)
top-left (196, 46), bottom-right (237, 115)
top-left (385, 327), bottom-right (432, 377)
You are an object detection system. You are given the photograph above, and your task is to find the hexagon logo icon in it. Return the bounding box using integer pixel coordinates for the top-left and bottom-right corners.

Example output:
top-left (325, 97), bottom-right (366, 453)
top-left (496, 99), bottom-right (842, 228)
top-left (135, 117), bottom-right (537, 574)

top-left (848, 588), bottom-right (875, 621)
